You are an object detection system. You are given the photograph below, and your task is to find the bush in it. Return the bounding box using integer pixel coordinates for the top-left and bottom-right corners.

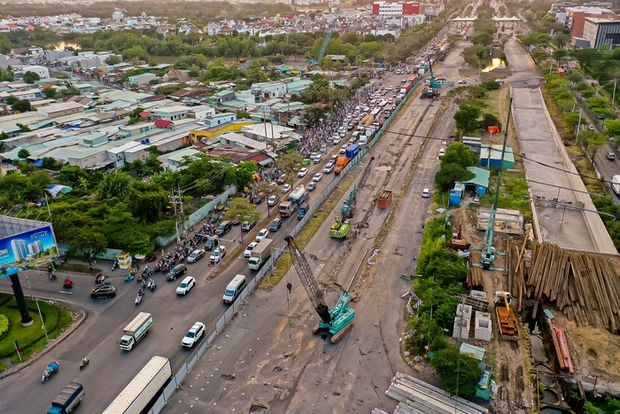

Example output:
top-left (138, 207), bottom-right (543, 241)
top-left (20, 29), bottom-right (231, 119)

top-left (0, 315), bottom-right (8, 339)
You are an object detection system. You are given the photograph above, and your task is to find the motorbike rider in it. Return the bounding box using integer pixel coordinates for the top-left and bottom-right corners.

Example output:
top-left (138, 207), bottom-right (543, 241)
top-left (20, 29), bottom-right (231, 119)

top-left (64, 277), bottom-right (72, 285)
top-left (138, 288), bottom-right (144, 296)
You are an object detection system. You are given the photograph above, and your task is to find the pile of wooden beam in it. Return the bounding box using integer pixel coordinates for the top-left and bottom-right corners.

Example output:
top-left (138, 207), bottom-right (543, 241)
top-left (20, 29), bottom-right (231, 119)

top-left (383, 372), bottom-right (489, 414)
top-left (467, 267), bottom-right (484, 288)
top-left (508, 241), bottom-right (620, 332)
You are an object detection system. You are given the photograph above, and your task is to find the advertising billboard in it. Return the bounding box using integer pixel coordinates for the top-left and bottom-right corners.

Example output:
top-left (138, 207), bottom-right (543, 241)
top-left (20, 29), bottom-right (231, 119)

top-left (0, 224), bottom-right (58, 278)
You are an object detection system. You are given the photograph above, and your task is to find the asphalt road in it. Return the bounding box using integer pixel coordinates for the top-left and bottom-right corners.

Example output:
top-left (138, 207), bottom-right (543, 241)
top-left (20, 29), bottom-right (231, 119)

top-left (161, 40), bottom-right (464, 413)
top-left (0, 149), bottom-right (342, 412)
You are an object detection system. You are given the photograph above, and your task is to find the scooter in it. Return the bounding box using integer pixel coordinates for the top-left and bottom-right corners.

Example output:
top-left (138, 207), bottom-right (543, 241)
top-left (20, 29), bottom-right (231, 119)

top-left (95, 273), bottom-right (105, 284)
top-left (79, 357), bottom-right (89, 369)
top-left (124, 273), bottom-right (134, 282)
top-left (111, 260), bottom-right (118, 271)
top-left (63, 278), bottom-right (73, 289)
top-left (135, 290), bottom-right (144, 305)
top-left (48, 271), bottom-right (57, 280)
top-left (41, 361), bottom-right (60, 383)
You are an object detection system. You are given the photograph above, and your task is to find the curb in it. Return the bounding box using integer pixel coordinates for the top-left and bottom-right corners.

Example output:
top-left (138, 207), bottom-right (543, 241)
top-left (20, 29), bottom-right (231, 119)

top-left (0, 299), bottom-right (88, 380)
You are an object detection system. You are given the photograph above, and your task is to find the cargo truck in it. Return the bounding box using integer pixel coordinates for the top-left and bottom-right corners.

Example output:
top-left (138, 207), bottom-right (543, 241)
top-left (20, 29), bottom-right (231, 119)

top-left (399, 83), bottom-right (412, 96)
top-left (298, 202), bottom-right (309, 220)
top-left (248, 238), bottom-right (272, 270)
top-left (47, 382), bottom-right (85, 414)
top-left (280, 185), bottom-right (306, 217)
top-left (102, 356), bottom-right (172, 414)
top-left (345, 144), bottom-right (359, 159)
top-left (119, 312), bottom-right (153, 351)
top-left (613, 175), bottom-right (620, 196)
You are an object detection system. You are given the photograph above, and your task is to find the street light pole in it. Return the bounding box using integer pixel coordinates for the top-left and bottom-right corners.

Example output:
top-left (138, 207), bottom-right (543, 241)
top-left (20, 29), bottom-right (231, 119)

top-left (24, 270), bottom-right (49, 341)
top-left (613, 79), bottom-right (617, 107)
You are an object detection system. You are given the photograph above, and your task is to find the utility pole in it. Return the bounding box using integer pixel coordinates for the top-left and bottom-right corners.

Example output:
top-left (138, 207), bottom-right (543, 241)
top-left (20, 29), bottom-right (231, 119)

top-left (169, 186), bottom-right (184, 243)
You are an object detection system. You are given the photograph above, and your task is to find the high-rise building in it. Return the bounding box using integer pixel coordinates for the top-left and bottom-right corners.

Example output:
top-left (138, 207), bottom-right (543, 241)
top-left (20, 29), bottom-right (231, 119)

top-left (11, 239), bottom-right (29, 261)
top-left (28, 240), bottom-right (44, 255)
top-left (372, 2), bottom-right (421, 16)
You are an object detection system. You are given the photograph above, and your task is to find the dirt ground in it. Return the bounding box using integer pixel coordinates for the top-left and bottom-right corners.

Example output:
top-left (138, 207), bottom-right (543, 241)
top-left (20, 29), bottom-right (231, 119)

top-left (565, 320), bottom-right (620, 381)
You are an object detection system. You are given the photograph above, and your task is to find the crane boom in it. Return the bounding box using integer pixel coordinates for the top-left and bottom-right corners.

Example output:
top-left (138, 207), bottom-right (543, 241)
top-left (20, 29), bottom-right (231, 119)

top-left (285, 236), bottom-right (331, 323)
top-left (308, 18), bottom-right (338, 65)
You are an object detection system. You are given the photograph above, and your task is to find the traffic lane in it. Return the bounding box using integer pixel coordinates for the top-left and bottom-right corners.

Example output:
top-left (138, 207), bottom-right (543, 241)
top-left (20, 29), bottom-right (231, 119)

top-left (594, 144), bottom-right (620, 202)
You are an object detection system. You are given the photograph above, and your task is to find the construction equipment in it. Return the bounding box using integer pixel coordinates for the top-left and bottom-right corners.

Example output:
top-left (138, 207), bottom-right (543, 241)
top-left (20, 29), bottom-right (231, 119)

top-left (481, 95), bottom-right (513, 269)
top-left (285, 236), bottom-right (355, 343)
top-left (420, 60), bottom-right (442, 99)
top-left (493, 291), bottom-right (518, 341)
top-left (330, 185), bottom-right (357, 238)
top-left (308, 18), bottom-right (338, 65)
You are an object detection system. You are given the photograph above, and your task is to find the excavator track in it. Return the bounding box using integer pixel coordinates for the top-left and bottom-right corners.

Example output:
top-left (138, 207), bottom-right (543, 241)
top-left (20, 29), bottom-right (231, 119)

top-left (330, 323), bottom-right (353, 344)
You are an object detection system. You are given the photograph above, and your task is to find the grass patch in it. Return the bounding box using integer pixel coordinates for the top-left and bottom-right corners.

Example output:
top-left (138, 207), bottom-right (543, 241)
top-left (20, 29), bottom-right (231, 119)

top-left (478, 170), bottom-right (532, 219)
top-left (259, 176), bottom-right (356, 291)
top-left (0, 293), bottom-right (73, 371)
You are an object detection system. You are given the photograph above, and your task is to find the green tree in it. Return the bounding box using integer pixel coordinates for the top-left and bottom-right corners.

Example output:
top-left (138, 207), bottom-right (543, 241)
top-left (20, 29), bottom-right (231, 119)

top-left (572, 48), bottom-right (601, 71)
top-left (97, 170), bottom-right (132, 199)
top-left (22, 71), bottom-right (41, 84)
top-left (12, 99), bottom-right (31, 112)
top-left (42, 88), bottom-right (57, 99)
top-left (224, 197), bottom-right (261, 224)
top-left (431, 347), bottom-right (482, 396)
top-left (435, 164), bottom-right (475, 191)
top-left (441, 142), bottom-right (475, 168)
top-left (453, 104), bottom-right (481, 134)
top-left (236, 109), bottom-right (250, 119)
top-left (564, 112), bottom-right (582, 132)
top-left (276, 150), bottom-right (304, 185)
top-left (105, 56), bottom-right (121, 65)
top-left (17, 149), bottom-right (30, 159)
top-left (531, 49), bottom-right (550, 65)
top-left (67, 228), bottom-right (108, 269)
top-left (555, 33), bottom-right (571, 49)
top-left (605, 119), bottom-right (620, 138)
top-left (302, 106), bottom-right (326, 129)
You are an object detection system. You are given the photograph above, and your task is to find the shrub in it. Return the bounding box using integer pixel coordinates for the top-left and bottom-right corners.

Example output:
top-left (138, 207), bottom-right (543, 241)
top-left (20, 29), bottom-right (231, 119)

top-left (0, 314), bottom-right (8, 339)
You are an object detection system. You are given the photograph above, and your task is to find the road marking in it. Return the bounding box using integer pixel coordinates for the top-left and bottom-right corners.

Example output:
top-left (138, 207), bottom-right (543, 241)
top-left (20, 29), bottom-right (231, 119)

top-left (58, 291), bottom-right (73, 295)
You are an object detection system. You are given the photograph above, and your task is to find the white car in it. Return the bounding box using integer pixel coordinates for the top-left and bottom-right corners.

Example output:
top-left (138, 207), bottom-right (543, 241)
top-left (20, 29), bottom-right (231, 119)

top-left (323, 163), bottom-right (334, 173)
top-left (181, 322), bottom-right (205, 348)
top-left (176, 276), bottom-right (196, 295)
top-left (307, 182), bottom-right (317, 191)
top-left (313, 154), bottom-right (322, 164)
top-left (333, 137), bottom-right (341, 144)
top-left (256, 228), bottom-right (269, 242)
top-left (187, 249), bottom-right (205, 263)
top-left (210, 246), bottom-right (227, 263)
top-left (298, 168), bottom-right (308, 177)
top-left (339, 145), bottom-right (348, 154)
top-left (282, 183), bottom-right (291, 192)
top-left (422, 188), bottom-right (431, 198)
top-left (244, 242), bottom-right (258, 258)
top-left (438, 148), bottom-right (445, 158)
top-left (313, 173), bottom-right (323, 182)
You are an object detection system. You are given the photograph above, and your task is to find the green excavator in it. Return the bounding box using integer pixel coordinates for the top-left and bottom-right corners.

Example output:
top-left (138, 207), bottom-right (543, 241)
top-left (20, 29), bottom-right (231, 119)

top-left (329, 185), bottom-right (357, 239)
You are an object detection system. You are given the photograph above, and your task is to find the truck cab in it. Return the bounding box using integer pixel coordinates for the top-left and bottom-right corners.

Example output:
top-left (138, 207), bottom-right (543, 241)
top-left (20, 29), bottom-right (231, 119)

top-left (298, 202), bottom-right (309, 220)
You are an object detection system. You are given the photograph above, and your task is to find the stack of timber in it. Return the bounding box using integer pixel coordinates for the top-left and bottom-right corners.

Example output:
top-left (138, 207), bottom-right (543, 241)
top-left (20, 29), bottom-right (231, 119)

top-left (384, 372), bottom-right (489, 414)
top-left (467, 266), bottom-right (484, 288)
top-left (509, 241), bottom-right (620, 333)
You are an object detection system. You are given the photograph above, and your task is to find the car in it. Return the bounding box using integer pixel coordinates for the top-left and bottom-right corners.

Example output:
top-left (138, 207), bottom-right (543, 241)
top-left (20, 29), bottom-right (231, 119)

top-left (458, 79), bottom-right (467, 84)
top-left (215, 221), bottom-right (232, 236)
top-left (347, 124), bottom-right (354, 131)
top-left (282, 183), bottom-right (291, 192)
top-left (276, 174), bottom-right (287, 185)
top-left (329, 155), bottom-right (338, 163)
top-left (210, 246), bottom-right (227, 263)
top-left (181, 322), bottom-right (206, 348)
top-left (587, 125), bottom-right (595, 131)
top-left (422, 188), bottom-right (431, 198)
top-left (166, 264), bottom-right (188, 281)
top-left (339, 131), bottom-right (346, 138)
top-left (187, 249), bottom-right (205, 263)
top-left (607, 152), bottom-right (616, 161)
top-left (438, 148), bottom-right (445, 158)
top-left (333, 137), bottom-right (341, 144)
top-left (313, 173), bottom-right (323, 182)
top-left (298, 168), bottom-right (308, 177)
top-left (205, 236), bottom-right (220, 251)
top-left (176, 276), bottom-right (196, 295)
top-left (323, 163), bottom-right (334, 173)
top-left (269, 217), bottom-right (282, 232)
top-left (252, 192), bottom-right (265, 204)
top-left (91, 284), bottom-right (117, 298)
top-left (244, 242), bottom-right (258, 258)
top-left (241, 220), bottom-right (257, 231)
top-left (339, 145), bottom-right (348, 154)
top-left (307, 182), bottom-right (317, 191)
top-left (388, 86), bottom-right (393, 90)
top-left (267, 195), bottom-right (280, 207)
top-left (313, 154), bottom-right (322, 164)
top-left (256, 228), bottom-right (269, 242)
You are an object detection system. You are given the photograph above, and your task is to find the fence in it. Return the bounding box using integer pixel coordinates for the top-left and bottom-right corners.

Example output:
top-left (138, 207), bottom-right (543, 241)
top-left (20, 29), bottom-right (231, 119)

top-left (145, 84), bottom-right (416, 414)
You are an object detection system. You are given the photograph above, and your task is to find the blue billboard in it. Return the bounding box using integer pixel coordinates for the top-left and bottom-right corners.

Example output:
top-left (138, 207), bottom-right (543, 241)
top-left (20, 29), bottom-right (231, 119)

top-left (0, 224), bottom-right (58, 277)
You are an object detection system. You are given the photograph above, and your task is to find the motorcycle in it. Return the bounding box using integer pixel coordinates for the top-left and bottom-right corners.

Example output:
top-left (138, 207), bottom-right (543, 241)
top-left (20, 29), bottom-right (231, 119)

top-left (111, 260), bottom-right (118, 271)
top-left (95, 273), bottom-right (105, 284)
top-left (153, 261), bottom-right (162, 272)
top-left (135, 289), bottom-right (144, 305)
top-left (124, 273), bottom-right (135, 282)
top-left (63, 278), bottom-right (73, 289)
top-left (48, 271), bottom-right (57, 280)
top-left (41, 361), bottom-right (60, 382)
top-left (79, 357), bottom-right (89, 369)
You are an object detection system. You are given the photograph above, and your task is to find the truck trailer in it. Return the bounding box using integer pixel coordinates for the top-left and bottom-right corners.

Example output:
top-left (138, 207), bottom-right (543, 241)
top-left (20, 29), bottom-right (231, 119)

top-left (47, 382), bottom-right (85, 414)
top-left (103, 356), bottom-right (172, 414)
top-left (248, 238), bottom-right (272, 270)
top-left (612, 175), bottom-right (620, 196)
top-left (119, 312), bottom-right (153, 351)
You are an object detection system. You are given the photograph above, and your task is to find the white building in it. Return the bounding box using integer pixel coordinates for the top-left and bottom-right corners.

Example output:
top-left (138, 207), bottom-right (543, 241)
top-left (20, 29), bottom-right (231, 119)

top-left (21, 65), bottom-right (49, 79)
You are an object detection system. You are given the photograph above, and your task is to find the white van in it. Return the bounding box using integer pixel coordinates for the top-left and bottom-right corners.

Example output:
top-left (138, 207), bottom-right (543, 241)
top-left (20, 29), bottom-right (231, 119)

top-left (222, 274), bottom-right (247, 304)
top-left (358, 136), bottom-right (367, 146)
top-left (351, 131), bottom-right (360, 141)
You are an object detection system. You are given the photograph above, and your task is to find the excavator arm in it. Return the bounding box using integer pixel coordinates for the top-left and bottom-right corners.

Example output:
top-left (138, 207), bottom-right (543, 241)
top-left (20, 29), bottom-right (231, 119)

top-left (285, 236), bottom-right (331, 324)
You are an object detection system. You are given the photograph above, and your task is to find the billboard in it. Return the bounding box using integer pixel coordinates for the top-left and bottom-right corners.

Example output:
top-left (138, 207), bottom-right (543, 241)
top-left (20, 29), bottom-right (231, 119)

top-left (0, 224), bottom-right (58, 277)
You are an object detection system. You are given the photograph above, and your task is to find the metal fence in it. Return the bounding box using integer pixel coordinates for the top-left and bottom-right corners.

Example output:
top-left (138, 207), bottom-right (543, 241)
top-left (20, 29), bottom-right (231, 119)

top-left (145, 85), bottom-right (416, 414)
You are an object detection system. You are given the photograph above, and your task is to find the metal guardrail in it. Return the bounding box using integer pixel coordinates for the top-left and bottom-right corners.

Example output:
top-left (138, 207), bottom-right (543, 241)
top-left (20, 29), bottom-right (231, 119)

top-left (146, 84), bottom-right (418, 414)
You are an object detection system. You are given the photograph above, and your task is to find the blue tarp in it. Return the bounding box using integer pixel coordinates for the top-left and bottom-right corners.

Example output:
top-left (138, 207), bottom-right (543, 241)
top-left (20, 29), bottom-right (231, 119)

top-left (34, 159), bottom-right (43, 167)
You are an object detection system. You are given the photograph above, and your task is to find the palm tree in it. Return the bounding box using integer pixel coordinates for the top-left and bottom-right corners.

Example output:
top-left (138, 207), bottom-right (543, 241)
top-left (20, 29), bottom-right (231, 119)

top-left (97, 170), bottom-right (132, 200)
